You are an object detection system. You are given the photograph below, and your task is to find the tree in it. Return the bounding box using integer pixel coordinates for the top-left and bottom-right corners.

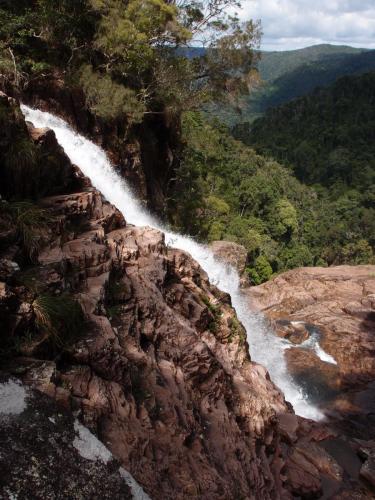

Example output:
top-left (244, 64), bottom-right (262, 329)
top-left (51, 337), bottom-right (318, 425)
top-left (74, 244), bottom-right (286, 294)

top-left (0, 0), bottom-right (262, 118)
top-left (279, 244), bottom-right (313, 269)
top-left (247, 255), bottom-right (273, 285)
top-left (271, 199), bottom-right (298, 240)
top-left (341, 239), bottom-right (374, 265)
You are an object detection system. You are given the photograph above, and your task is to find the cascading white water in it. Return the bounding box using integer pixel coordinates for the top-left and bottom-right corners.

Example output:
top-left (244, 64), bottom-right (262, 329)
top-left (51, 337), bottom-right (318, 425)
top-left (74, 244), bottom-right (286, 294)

top-left (21, 105), bottom-right (324, 420)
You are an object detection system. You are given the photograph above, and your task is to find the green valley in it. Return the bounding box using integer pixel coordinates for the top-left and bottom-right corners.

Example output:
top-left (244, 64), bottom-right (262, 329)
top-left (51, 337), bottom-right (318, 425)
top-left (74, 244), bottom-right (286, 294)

top-left (208, 44), bottom-right (375, 125)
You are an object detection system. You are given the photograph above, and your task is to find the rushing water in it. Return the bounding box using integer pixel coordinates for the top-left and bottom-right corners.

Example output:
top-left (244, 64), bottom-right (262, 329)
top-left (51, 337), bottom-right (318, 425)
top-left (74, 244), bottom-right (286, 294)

top-left (21, 104), bottom-right (325, 420)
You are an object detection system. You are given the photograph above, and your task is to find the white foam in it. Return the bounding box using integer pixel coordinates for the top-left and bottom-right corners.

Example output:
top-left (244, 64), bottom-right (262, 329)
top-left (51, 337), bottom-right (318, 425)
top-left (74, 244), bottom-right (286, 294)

top-left (298, 330), bottom-right (337, 365)
top-left (314, 343), bottom-right (337, 365)
top-left (21, 105), bottom-right (324, 420)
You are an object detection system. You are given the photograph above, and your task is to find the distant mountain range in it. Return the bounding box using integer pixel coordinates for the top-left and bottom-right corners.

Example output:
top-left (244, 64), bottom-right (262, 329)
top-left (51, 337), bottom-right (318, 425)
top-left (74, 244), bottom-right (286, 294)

top-left (203, 44), bottom-right (375, 125)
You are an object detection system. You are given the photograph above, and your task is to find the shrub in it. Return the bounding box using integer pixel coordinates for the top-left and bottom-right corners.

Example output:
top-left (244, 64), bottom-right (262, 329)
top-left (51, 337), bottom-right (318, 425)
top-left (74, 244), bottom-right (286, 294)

top-left (201, 294), bottom-right (221, 333)
top-left (228, 316), bottom-right (246, 345)
top-left (279, 244), bottom-right (313, 269)
top-left (2, 137), bottom-right (39, 197)
top-left (207, 221), bottom-right (225, 242)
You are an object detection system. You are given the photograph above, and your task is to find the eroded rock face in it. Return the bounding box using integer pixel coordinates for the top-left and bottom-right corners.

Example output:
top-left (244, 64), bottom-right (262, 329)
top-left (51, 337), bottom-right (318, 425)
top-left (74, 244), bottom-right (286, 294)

top-left (19, 193), bottom-right (290, 499)
top-left (22, 75), bottom-right (178, 214)
top-left (1, 97), bottom-right (373, 499)
top-left (247, 266), bottom-right (375, 436)
top-left (210, 240), bottom-right (250, 288)
top-left (0, 105), bottom-right (293, 499)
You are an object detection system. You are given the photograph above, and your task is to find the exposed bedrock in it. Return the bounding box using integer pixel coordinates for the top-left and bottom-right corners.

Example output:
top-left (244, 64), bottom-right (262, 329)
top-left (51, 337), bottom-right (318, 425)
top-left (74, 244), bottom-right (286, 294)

top-left (1, 94), bottom-right (374, 499)
top-left (0, 376), bottom-right (143, 500)
top-left (248, 266), bottom-right (375, 439)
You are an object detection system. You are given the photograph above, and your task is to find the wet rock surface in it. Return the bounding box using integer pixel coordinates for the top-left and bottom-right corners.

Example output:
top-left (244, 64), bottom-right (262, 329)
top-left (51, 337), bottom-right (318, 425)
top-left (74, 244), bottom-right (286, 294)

top-left (210, 240), bottom-right (248, 276)
top-left (248, 265), bottom-right (375, 498)
top-left (21, 74), bottom-right (178, 214)
top-left (1, 97), bottom-right (291, 499)
top-left (248, 266), bottom-right (375, 426)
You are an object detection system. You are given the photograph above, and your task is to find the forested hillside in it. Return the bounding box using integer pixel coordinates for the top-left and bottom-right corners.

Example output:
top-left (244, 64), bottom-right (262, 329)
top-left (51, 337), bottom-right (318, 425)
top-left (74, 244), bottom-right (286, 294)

top-left (167, 111), bottom-right (374, 283)
top-left (229, 71), bottom-right (375, 276)
top-left (241, 71), bottom-right (375, 189)
top-left (209, 44), bottom-right (375, 124)
top-left (258, 44), bottom-right (362, 82)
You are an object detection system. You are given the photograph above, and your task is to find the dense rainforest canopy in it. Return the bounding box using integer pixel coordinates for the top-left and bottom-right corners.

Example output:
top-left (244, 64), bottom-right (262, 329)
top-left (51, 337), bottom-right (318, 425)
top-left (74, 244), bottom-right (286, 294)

top-left (229, 71), bottom-right (375, 277)
top-left (167, 110), bottom-right (374, 284)
top-left (236, 71), bottom-right (375, 189)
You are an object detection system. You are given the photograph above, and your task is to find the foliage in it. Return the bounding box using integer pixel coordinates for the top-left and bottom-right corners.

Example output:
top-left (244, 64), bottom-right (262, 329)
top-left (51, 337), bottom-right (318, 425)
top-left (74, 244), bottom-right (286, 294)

top-left (340, 240), bottom-right (374, 265)
top-left (6, 201), bottom-right (53, 261)
top-left (168, 110), bottom-right (374, 283)
top-left (79, 65), bottom-right (145, 122)
top-left (246, 255), bottom-right (273, 285)
top-left (271, 199), bottom-right (298, 239)
top-left (231, 71), bottom-right (375, 272)
top-left (241, 71), bottom-right (375, 189)
top-left (0, 0), bottom-right (261, 118)
top-left (228, 316), bottom-right (246, 344)
top-left (201, 294), bottom-right (221, 333)
top-left (2, 136), bottom-right (39, 190)
top-left (32, 293), bottom-right (85, 347)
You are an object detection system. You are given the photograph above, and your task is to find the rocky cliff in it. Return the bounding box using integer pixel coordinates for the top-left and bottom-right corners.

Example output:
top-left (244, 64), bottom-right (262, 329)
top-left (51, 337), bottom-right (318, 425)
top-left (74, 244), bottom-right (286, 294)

top-left (0, 376), bottom-right (142, 499)
top-left (248, 266), bottom-right (375, 426)
top-left (1, 93), bottom-right (374, 499)
top-left (0, 92), bottom-right (286, 499)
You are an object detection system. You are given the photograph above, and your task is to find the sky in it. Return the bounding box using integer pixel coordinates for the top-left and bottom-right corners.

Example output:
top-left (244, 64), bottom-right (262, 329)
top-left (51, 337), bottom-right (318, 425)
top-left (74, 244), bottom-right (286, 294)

top-left (238, 0), bottom-right (375, 51)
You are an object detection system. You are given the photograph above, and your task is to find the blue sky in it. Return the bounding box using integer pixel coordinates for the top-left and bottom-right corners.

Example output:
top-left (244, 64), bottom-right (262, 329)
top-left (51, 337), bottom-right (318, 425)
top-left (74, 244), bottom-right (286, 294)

top-left (238, 0), bottom-right (375, 51)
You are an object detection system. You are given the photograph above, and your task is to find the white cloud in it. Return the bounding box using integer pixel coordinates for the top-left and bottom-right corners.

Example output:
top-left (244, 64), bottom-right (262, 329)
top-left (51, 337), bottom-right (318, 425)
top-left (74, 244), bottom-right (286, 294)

top-left (237, 0), bottom-right (375, 50)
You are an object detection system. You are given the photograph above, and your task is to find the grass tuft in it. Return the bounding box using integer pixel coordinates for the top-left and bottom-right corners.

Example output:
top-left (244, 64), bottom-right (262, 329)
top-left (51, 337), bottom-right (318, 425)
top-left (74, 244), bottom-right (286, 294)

top-left (7, 201), bottom-right (53, 261)
top-left (32, 293), bottom-right (85, 347)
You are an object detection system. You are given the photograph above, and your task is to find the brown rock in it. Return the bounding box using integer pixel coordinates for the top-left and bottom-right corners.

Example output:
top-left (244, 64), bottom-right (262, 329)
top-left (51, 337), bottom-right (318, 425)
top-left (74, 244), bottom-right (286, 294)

top-left (286, 447), bottom-right (322, 497)
top-left (1, 112), bottom-right (292, 498)
top-left (3, 94), bottom-right (372, 499)
top-left (0, 377), bottom-right (134, 499)
top-left (278, 412), bottom-right (299, 443)
top-left (360, 453), bottom-right (375, 488)
top-left (273, 319), bottom-right (310, 344)
top-left (247, 266), bottom-right (375, 432)
top-left (210, 240), bottom-right (248, 275)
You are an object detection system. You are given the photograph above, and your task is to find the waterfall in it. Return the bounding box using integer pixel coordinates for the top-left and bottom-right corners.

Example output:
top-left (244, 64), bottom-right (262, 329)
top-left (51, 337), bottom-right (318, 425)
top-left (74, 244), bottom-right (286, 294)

top-left (21, 105), bottom-right (324, 420)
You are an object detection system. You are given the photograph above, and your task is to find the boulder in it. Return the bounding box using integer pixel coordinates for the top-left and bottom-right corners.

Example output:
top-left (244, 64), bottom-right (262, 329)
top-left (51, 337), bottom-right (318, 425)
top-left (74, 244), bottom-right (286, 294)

top-left (360, 452), bottom-right (375, 488)
top-left (210, 240), bottom-right (248, 275)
